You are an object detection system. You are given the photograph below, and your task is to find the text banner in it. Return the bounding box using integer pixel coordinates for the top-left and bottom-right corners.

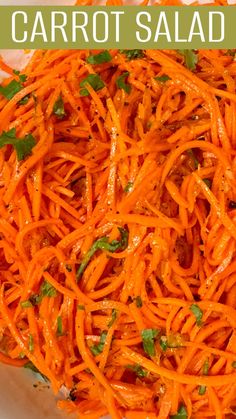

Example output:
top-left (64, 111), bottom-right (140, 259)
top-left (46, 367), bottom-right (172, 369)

top-left (0, 6), bottom-right (234, 49)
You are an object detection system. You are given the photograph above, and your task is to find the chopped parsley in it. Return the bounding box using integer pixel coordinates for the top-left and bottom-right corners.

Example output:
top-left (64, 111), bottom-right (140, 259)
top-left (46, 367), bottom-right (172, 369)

top-left (126, 364), bottom-right (147, 378)
top-left (134, 296), bottom-right (143, 308)
top-left (203, 358), bottom-right (209, 375)
top-left (90, 332), bottom-right (107, 356)
top-left (0, 80), bottom-right (22, 100)
top-left (0, 128), bottom-right (36, 161)
top-left (29, 334), bottom-right (34, 352)
top-left (159, 333), bottom-right (184, 351)
top-left (56, 316), bottom-right (63, 336)
top-left (76, 227), bottom-right (128, 280)
top-left (198, 385), bottom-right (206, 395)
top-left (203, 178), bottom-right (212, 189)
top-left (20, 300), bottom-right (33, 309)
top-left (19, 94), bottom-right (30, 105)
top-left (32, 93), bottom-right (37, 110)
top-left (187, 149), bottom-right (199, 170)
top-left (141, 329), bottom-right (159, 357)
top-left (116, 72), bottom-right (131, 94)
top-left (39, 280), bottom-right (57, 299)
top-left (124, 181), bottom-right (133, 193)
top-left (198, 358), bottom-right (209, 396)
top-left (119, 49), bottom-right (144, 60)
top-left (160, 336), bottom-right (168, 352)
top-left (108, 309), bottom-right (117, 328)
top-left (170, 404), bottom-right (187, 419)
top-left (0, 70), bottom-right (27, 100)
top-left (28, 280), bottom-right (57, 306)
top-left (53, 95), bottom-right (66, 118)
top-left (190, 304), bottom-right (203, 327)
top-left (13, 70), bottom-right (27, 83)
top-left (87, 50), bottom-right (112, 65)
top-left (27, 294), bottom-right (39, 307)
top-left (155, 75), bottom-right (171, 83)
top-left (178, 49), bottom-right (198, 71)
top-left (80, 74), bottom-right (105, 96)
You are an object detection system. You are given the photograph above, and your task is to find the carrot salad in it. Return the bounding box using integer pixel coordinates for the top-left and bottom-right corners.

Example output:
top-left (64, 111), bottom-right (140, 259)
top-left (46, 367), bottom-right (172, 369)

top-left (0, 3), bottom-right (236, 419)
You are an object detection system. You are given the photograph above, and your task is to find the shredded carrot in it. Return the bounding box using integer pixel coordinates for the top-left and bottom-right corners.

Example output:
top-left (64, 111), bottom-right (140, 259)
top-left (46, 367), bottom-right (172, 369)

top-left (0, 3), bottom-right (236, 418)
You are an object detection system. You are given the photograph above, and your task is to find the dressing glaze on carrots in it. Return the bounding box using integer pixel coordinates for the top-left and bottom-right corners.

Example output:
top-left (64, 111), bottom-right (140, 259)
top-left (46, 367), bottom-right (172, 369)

top-left (0, 4), bottom-right (236, 419)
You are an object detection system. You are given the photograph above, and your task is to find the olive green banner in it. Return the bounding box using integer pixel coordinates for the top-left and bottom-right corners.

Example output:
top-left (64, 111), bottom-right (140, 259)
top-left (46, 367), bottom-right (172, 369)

top-left (0, 6), bottom-right (234, 49)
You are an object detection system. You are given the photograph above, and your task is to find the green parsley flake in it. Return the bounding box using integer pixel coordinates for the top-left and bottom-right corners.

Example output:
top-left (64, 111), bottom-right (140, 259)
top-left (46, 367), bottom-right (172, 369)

top-left (0, 80), bottom-right (22, 100)
top-left (53, 95), bottom-right (66, 118)
top-left (40, 280), bottom-right (57, 298)
top-left (76, 227), bottom-right (128, 280)
top-left (119, 50), bottom-right (144, 60)
top-left (126, 364), bottom-right (147, 378)
top-left (13, 70), bottom-right (27, 83)
top-left (116, 72), bottom-right (131, 94)
top-left (134, 296), bottom-right (143, 308)
top-left (170, 404), bottom-right (187, 419)
top-left (0, 128), bottom-right (36, 161)
top-left (57, 316), bottom-right (63, 336)
top-left (20, 300), bottom-right (33, 309)
top-left (87, 50), bottom-right (112, 65)
top-left (178, 49), bottom-right (198, 71)
top-left (187, 149), bottom-right (199, 170)
top-left (155, 75), bottom-right (171, 83)
top-left (203, 178), bottom-right (212, 189)
top-left (124, 182), bottom-right (133, 193)
top-left (190, 304), bottom-right (203, 326)
top-left (90, 332), bottom-right (107, 356)
top-left (0, 71), bottom-right (27, 100)
top-left (160, 336), bottom-right (168, 352)
top-left (198, 358), bottom-right (209, 395)
top-left (80, 74), bottom-right (105, 97)
top-left (19, 94), bottom-right (30, 105)
top-left (203, 358), bottom-right (209, 375)
top-left (198, 385), bottom-right (206, 395)
top-left (141, 329), bottom-right (159, 357)
top-left (108, 309), bottom-right (117, 328)
top-left (31, 280), bottom-right (57, 305)
top-left (29, 334), bottom-right (34, 352)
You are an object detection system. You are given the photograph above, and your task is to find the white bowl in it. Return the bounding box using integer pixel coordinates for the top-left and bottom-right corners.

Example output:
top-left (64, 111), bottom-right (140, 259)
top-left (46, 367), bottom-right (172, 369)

top-left (0, 364), bottom-right (74, 419)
